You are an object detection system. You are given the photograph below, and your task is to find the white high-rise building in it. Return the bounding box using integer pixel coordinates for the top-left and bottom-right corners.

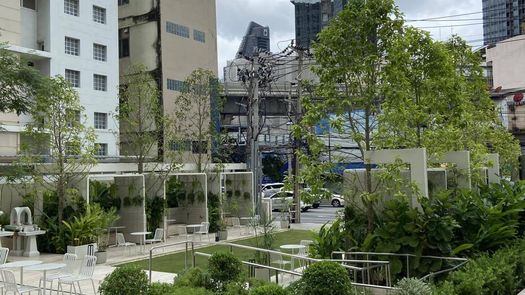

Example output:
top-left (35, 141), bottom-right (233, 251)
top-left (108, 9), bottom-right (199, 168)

top-left (0, 0), bottom-right (119, 159)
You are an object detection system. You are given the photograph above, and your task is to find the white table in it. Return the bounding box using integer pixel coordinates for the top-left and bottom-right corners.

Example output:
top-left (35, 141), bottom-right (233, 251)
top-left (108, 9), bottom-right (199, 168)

top-left (108, 226), bottom-right (126, 247)
top-left (130, 231), bottom-right (151, 254)
top-left (26, 263), bottom-right (66, 295)
top-left (0, 260), bottom-right (42, 283)
top-left (280, 244), bottom-right (306, 269)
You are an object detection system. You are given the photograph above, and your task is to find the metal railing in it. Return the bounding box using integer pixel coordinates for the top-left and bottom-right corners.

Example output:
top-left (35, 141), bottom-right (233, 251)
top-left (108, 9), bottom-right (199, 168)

top-left (146, 240), bottom-right (394, 290)
top-left (210, 242), bottom-right (393, 288)
top-left (333, 251), bottom-right (468, 283)
top-left (148, 240), bottom-right (196, 284)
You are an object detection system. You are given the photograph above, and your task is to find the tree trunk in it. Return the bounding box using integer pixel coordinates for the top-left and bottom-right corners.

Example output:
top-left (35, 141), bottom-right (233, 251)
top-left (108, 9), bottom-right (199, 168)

top-left (364, 105), bottom-right (374, 233)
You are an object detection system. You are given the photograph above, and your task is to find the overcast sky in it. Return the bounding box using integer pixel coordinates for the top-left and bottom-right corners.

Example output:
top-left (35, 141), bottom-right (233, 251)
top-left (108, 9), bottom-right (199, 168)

top-left (216, 0), bottom-right (483, 77)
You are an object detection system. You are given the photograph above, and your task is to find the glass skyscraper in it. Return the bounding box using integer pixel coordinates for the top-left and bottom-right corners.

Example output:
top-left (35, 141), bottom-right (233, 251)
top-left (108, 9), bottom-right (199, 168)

top-left (236, 22), bottom-right (270, 59)
top-left (483, 0), bottom-right (525, 45)
top-left (291, 0), bottom-right (333, 49)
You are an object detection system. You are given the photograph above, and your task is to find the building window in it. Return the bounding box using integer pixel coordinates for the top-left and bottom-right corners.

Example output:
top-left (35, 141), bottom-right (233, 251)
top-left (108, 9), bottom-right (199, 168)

top-left (194, 30), bottom-right (205, 43)
top-left (167, 79), bottom-right (185, 92)
top-left (93, 74), bottom-right (107, 91)
top-left (64, 0), bottom-right (79, 16)
top-left (93, 6), bottom-right (106, 24)
top-left (118, 0), bottom-right (129, 6)
top-left (64, 37), bottom-right (80, 56)
top-left (192, 141), bottom-right (208, 154)
top-left (94, 112), bottom-right (108, 129)
top-left (21, 0), bottom-right (36, 10)
top-left (65, 69), bottom-right (80, 88)
top-left (93, 43), bottom-right (107, 61)
top-left (170, 140), bottom-right (191, 151)
top-left (119, 28), bottom-right (130, 58)
top-left (95, 143), bottom-right (108, 156)
top-left (166, 21), bottom-right (189, 38)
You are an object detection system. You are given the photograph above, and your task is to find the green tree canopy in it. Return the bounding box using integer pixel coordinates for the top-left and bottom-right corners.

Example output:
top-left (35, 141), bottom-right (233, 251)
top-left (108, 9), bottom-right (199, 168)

top-left (19, 76), bottom-right (97, 222)
top-left (0, 45), bottom-right (44, 114)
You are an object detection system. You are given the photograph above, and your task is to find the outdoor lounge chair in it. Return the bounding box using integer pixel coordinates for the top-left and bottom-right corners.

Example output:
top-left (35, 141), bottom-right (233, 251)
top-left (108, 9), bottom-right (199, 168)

top-left (145, 228), bottom-right (164, 244)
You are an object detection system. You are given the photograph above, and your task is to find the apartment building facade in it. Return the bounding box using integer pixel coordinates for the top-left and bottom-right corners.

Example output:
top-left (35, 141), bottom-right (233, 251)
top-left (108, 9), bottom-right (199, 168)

top-left (0, 0), bottom-right (120, 159)
top-left (118, 0), bottom-right (218, 161)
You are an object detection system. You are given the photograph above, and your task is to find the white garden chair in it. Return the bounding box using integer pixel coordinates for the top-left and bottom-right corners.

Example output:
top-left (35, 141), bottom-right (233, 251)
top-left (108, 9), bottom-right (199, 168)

top-left (1, 269), bottom-right (41, 294)
top-left (194, 222), bottom-right (210, 242)
top-left (39, 253), bottom-right (77, 293)
top-left (58, 255), bottom-right (97, 295)
top-left (116, 233), bottom-right (136, 255)
top-left (0, 247), bottom-right (9, 264)
top-left (145, 228), bottom-right (164, 244)
top-left (270, 252), bottom-right (292, 281)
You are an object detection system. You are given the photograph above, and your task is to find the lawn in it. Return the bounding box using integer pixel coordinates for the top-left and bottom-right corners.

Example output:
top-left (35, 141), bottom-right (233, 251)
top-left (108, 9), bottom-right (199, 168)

top-left (121, 230), bottom-right (315, 274)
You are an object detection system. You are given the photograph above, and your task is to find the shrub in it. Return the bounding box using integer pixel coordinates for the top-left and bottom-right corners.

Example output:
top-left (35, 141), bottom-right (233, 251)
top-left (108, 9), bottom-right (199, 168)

top-left (432, 239), bottom-right (525, 294)
top-left (99, 266), bottom-right (148, 295)
top-left (170, 287), bottom-right (213, 295)
top-left (174, 267), bottom-right (211, 289)
top-left (250, 284), bottom-right (289, 295)
top-left (393, 278), bottom-right (431, 295)
top-left (208, 252), bottom-right (243, 290)
top-left (286, 280), bottom-right (306, 295)
top-left (148, 282), bottom-right (176, 295)
top-left (301, 261), bottom-right (353, 295)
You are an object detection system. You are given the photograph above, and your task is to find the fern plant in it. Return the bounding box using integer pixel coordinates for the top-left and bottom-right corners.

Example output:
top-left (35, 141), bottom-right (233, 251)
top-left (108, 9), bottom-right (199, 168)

top-left (393, 278), bottom-right (432, 295)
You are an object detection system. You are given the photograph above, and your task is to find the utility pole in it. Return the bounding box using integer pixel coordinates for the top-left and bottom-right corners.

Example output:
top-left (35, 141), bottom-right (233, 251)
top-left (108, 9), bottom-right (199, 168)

top-left (293, 48), bottom-right (304, 223)
top-left (248, 56), bottom-right (261, 215)
top-left (287, 84), bottom-right (293, 180)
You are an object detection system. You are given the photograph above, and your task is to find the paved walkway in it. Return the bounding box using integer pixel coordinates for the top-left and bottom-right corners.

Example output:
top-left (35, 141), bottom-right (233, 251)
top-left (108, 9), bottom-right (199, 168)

top-left (2, 224), bottom-right (321, 294)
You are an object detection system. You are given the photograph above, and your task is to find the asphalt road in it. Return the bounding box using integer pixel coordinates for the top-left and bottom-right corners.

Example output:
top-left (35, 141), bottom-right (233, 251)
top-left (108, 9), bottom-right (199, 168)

top-left (272, 205), bottom-right (343, 225)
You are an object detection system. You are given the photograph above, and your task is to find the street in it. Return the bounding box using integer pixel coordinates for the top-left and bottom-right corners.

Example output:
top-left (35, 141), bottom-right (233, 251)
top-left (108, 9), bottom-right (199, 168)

top-left (272, 205), bottom-right (343, 225)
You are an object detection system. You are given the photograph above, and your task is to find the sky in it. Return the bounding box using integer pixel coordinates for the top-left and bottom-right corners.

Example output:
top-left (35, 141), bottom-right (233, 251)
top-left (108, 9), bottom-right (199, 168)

top-left (216, 0), bottom-right (483, 77)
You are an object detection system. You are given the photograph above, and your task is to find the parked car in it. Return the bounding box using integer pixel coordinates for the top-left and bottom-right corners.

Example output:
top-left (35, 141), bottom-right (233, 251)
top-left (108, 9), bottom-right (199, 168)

top-left (304, 188), bottom-right (345, 208)
top-left (264, 191), bottom-right (311, 212)
top-left (261, 182), bottom-right (284, 198)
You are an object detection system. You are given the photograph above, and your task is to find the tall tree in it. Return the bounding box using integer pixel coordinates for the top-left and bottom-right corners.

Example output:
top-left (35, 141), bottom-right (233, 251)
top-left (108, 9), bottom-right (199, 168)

top-left (19, 76), bottom-right (97, 223)
top-left (118, 64), bottom-right (167, 174)
top-left (297, 0), bottom-right (404, 231)
top-left (174, 68), bottom-right (224, 173)
top-left (379, 33), bottom-right (520, 178)
top-left (0, 45), bottom-right (43, 114)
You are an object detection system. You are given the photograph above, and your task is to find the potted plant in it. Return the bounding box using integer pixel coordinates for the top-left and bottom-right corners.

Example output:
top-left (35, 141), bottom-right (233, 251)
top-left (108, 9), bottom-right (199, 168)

top-left (252, 215), bottom-right (276, 282)
top-left (95, 235), bottom-right (109, 264)
top-left (63, 204), bottom-right (118, 262)
top-left (216, 219), bottom-right (228, 241)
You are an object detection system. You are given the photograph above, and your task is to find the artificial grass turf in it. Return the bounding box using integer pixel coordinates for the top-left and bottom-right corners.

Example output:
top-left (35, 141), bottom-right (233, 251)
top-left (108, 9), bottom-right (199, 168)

top-left (121, 229), bottom-right (315, 274)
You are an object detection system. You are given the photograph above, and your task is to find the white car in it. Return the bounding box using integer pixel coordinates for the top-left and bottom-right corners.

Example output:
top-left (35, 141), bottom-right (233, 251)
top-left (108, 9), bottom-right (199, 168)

top-left (304, 188), bottom-right (345, 208)
top-left (261, 183), bottom-right (284, 198)
top-left (265, 191), bottom-right (310, 212)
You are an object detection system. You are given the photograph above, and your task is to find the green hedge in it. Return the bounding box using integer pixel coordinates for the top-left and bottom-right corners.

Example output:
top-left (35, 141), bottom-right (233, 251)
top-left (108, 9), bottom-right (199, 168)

top-left (287, 261), bottom-right (353, 295)
top-left (99, 266), bottom-right (148, 295)
top-left (432, 239), bottom-right (525, 294)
